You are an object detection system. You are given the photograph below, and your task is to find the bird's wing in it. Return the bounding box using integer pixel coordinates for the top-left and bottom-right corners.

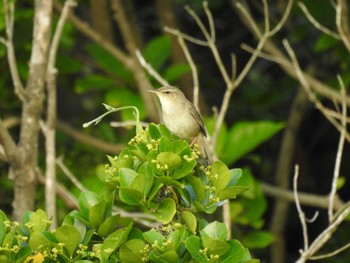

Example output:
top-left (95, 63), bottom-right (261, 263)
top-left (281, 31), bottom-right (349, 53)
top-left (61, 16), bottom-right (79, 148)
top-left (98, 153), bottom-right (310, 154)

top-left (189, 106), bottom-right (207, 137)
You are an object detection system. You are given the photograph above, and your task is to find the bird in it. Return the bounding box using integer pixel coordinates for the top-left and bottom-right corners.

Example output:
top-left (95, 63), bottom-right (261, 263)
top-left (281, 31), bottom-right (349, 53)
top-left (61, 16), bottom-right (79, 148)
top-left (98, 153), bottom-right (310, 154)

top-left (148, 86), bottom-right (208, 159)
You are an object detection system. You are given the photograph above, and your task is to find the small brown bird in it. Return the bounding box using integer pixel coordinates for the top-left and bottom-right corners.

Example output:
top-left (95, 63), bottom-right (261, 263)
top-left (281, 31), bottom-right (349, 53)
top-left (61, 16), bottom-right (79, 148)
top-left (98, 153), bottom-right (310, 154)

top-left (148, 86), bottom-right (208, 159)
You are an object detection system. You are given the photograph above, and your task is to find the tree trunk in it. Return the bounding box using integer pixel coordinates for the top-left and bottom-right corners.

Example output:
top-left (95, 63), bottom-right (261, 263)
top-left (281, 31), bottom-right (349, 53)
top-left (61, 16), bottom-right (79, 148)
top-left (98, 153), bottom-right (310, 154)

top-left (12, 0), bottom-right (53, 220)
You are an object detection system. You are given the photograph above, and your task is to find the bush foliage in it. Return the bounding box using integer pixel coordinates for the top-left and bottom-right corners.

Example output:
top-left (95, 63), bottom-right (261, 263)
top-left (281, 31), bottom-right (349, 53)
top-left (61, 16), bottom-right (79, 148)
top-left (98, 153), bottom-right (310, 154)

top-left (0, 124), bottom-right (259, 263)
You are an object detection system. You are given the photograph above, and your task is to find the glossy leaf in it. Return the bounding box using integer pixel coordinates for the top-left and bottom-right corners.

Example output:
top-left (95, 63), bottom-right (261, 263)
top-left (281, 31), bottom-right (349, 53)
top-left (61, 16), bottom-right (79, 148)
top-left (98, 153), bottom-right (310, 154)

top-left (185, 236), bottom-right (207, 262)
top-left (221, 121), bottom-right (284, 165)
top-left (217, 186), bottom-right (249, 201)
top-left (181, 211), bottom-right (197, 234)
top-left (119, 239), bottom-right (145, 263)
top-left (54, 225), bottom-right (81, 257)
top-left (210, 161), bottom-right (231, 194)
top-left (98, 215), bottom-right (119, 238)
top-left (29, 209), bottom-right (50, 232)
top-left (89, 200), bottom-right (107, 229)
top-left (143, 35), bottom-right (171, 70)
top-left (242, 230), bottom-right (275, 249)
top-left (155, 198), bottom-right (176, 224)
top-left (220, 240), bottom-right (247, 263)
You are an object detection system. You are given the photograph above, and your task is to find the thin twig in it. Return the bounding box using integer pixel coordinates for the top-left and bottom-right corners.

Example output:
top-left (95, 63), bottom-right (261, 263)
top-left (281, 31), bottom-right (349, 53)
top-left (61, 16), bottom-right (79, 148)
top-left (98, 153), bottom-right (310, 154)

top-left (164, 26), bottom-right (209, 46)
top-left (212, 0), bottom-right (270, 150)
top-left (135, 50), bottom-right (169, 87)
top-left (44, 0), bottom-right (76, 229)
top-left (203, 1), bottom-right (215, 41)
top-left (0, 118), bottom-right (19, 166)
top-left (56, 156), bottom-right (88, 193)
top-left (177, 35), bottom-right (200, 110)
top-left (293, 165), bottom-right (309, 255)
top-left (336, 0), bottom-right (350, 52)
top-left (298, 2), bottom-right (340, 39)
top-left (269, 0), bottom-right (294, 36)
top-left (283, 39), bottom-right (350, 143)
top-left (328, 76), bottom-right (347, 222)
top-left (310, 242), bottom-right (350, 260)
top-left (3, 0), bottom-right (26, 101)
top-left (110, 120), bottom-right (148, 128)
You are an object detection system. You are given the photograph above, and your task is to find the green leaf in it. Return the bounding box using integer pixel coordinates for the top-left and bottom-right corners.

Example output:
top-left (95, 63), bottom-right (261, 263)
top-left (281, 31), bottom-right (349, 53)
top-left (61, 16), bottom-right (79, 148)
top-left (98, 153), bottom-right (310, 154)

top-left (119, 188), bottom-right (144, 205)
top-left (57, 54), bottom-right (82, 74)
top-left (242, 231), bottom-right (275, 249)
top-left (228, 168), bottom-right (243, 186)
top-left (220, 240), bottom-right (246, 263)
top-left (181, 211), bottom-right (197, 234)
top-left (86, 44), bottom-right (133, 83)
top-left (2, 229), bottom-right (15, 247)
top-left (119, 239), bottom-right (145, 263)
top-left (75, 74), bottom-right (114, 94)
top-left (221, 121), bottom-right (284, 165)
top-left (148, 123), bottom-right (161, 139)
top-left (119, 168), bottom-right (140, 188)
top-left (217, 186), bottom-right (249, 200)
top-left (157, 152), bottom-right (182, 169)
top-left (54, 225), bottom-right (81, 257)
top-left (16, 246), bottom-right (33, 262)
top-left (29, 231), bottom-right (53, 251)
top-left (163, 63), bottom-right (191, 83)
top-left (30, 209), bottom-right (50, 232)
top-left (168, 227), bottom-right (189, 252)
top-left (185, 236), bottom-right (207, 262)
top-left (210, 161), bottom-right (231, 194)
top-left (173, 160), bottom-right (197, 180)
top-left (0, 210), bottom-right (7, 245)
top-left (187, 176), bottom-right (206, 202)
top-left (143, 230), bottom-right (165, 245)
top-left (143, 35), bottom-right (171, 70)
top-left (89, 200), bottom-right (107, 229)
top-left (202, 237), bottom-right (230, 257)
top-left (155, 198), bottom-right (176, 224)
top-left (151, 250), bottom-right (178, 263)
top-left (99, 223), bottom-right (133, 259)
top-left (157, 176), bottom-right (184, 188)
top-left (314, 34), bottom-right (339, 52)
top-left (202, 221), bottom-right (227, 241)
top-left (78, 192), bottom-right (100, 218)
top-left (98, 215), bottom-right (120, 237)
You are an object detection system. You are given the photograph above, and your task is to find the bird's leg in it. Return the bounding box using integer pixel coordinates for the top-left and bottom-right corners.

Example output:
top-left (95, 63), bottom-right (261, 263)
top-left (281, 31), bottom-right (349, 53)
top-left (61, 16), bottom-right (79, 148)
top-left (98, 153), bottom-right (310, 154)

top-left (189, 137), bottom-right (197, 147)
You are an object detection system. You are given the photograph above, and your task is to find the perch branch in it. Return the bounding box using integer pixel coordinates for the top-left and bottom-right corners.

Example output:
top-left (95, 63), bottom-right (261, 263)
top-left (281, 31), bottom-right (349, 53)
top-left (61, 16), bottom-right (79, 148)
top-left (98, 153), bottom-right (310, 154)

top-left (2, 0), bottom-right (26, 101)
top-left (328, 76), bottom-right (347, 222)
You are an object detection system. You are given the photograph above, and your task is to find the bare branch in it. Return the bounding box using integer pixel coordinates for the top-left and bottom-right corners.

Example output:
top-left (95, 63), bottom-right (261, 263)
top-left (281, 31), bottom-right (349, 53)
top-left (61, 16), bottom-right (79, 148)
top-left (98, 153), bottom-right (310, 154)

top-left (135, 50), bottom-right (169, 87)
top-left (57, 120), bottom-right (123, 154)
top-left (310, 242), bottom-right (350, 260)
top-left (328, 76), bottom-right (347, 222)
top-left (44, 0), bottom-right (77, 228)
top-left (336, 0), bottom-right (350, 52)
top-left (0, 118), bottom-right (19, 166)
top-left (298, 2), bottom-right (340, 39)
top-left (293, 165), bottom-right (309, 256)
top-left (164, 27), bottom-right (209, 46)
top-left (283, 40), bottom-right (350, 143)
top-left (234, 0), bottom-right (350, 106)
top-left (177, 36), bottom-right (200, 111)
top-left (269, 0), bottom-right (294, 36)
top-left (110, 120), bottom-right (148, 128)
top-left (3, 0), bottom-right (26, 101)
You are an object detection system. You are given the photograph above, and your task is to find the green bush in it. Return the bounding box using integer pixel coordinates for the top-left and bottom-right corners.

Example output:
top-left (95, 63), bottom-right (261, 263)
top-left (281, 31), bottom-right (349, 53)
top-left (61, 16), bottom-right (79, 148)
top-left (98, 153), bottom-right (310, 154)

top-left (0, 123), bottom-right (259, 263)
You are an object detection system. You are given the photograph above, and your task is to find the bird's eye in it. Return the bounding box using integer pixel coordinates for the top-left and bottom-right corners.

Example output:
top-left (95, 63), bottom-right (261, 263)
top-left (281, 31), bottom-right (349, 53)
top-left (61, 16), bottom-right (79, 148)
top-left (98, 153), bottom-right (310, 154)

top-left (164, 91), bottom-right (171, 94)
